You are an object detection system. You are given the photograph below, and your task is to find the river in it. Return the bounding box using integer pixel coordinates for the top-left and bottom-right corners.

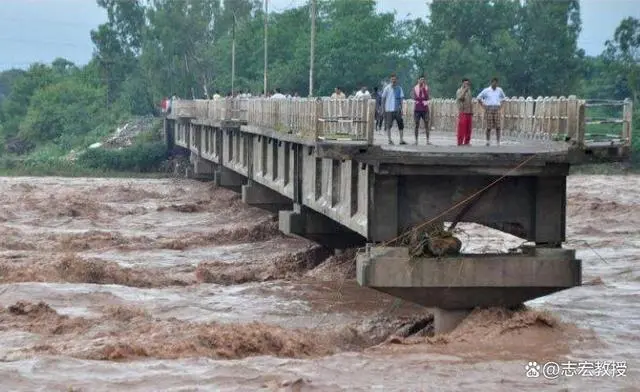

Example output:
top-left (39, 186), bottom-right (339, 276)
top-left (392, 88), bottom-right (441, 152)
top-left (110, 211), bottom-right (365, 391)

top-left (0, 175), bottom-right (637, 391)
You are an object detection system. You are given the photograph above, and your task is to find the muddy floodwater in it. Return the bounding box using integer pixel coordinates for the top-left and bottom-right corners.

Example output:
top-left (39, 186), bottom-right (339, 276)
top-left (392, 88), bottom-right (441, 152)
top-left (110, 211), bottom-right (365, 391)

top-left (0, 175), bottom-right (638, 391)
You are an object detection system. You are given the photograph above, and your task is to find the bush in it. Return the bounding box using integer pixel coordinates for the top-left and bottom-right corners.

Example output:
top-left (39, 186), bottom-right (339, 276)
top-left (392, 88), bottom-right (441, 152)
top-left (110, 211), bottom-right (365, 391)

top-left (77, 141), bottom-right (168, 172)
top-left (17, 79), bottom-right (107, 144)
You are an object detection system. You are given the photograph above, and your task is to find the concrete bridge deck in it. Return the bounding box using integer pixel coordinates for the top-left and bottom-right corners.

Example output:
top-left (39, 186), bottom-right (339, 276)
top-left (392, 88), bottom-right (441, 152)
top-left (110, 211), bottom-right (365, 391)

top-left (164, 96), bottom-right (630, 333)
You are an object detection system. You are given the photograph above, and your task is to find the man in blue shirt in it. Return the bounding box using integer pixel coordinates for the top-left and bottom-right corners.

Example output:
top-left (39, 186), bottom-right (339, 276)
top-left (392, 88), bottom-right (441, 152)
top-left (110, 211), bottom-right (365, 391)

top-left (381, 73), bottom-right (406, 145)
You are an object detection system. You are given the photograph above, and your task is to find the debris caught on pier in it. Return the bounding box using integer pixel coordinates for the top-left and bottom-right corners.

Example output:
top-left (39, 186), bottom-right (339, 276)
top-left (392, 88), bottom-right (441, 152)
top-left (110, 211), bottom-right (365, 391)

top-left (404, 225), bottom-right (462, 258)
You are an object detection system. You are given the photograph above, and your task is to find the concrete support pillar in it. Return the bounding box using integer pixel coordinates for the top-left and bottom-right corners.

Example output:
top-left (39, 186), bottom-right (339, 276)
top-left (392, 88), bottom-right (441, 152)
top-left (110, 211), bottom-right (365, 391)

top-left (279, 204), bottom-right (365, 249)
top-left (368, 174), bottom-right (398, 242)
top-left (242, 180), bottom-right (292, 212)
top-left (292, 144), bottom-right (303, 204)
top-left (433, 308), bottom-right (471, 334)
top-left (533, 176), bottom-right (566, 246)
top-left (190, 153), bottom-right (216, 179)
top-left (164, 118), bottom-right (175, 152)
top-left (215, 166), bottom-right (246, 191)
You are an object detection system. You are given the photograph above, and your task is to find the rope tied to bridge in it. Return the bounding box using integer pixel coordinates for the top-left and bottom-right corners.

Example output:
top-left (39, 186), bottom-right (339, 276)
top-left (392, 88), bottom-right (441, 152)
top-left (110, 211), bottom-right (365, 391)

top-left (313, 152), bottom-right (541, 330)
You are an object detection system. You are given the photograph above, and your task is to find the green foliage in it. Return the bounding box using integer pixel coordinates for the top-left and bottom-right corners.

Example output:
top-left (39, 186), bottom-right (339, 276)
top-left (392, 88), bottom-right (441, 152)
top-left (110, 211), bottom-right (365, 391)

top-left (1, 63), bottom-right (59, 139)
top-left (418, 0), bottom-right (583, 97)
top-left (77, 141), bottom-right (168, 172)
top-left (17, 79), bottom-right (106, 144)
top-left (1, 0), bottom-right (638, 174)
top-left (604, 17), bottom-right (640, 103)
top-left (0, 68), bottom-right (25, 105)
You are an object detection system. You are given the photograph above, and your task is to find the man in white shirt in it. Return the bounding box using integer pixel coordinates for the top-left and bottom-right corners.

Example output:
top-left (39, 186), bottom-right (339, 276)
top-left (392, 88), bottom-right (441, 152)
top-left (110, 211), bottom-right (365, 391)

top-left (271, 88), bottom-right (287, 99)
top-left (354, 85), bottom-right (371, 99)
top-left (477, 77), bottom-right (507, 146)
top-left (331, 87), bottom-right (346, 99)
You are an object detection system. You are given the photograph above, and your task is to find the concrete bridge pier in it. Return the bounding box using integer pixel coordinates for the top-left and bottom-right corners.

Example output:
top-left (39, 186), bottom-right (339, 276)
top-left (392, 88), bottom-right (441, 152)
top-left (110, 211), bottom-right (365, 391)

top-left (433, 309), bottom-right (471, 334)
top-left (242, 180), bottom-right (292, 213)
top-left (280, 204), bottom-right (366, 249)
top-left (215, 166), bottom-right (246, 191)
top-left (190, 153), bottom-right (216, 179)
top-left (357, 246), bottom-right (581, 334)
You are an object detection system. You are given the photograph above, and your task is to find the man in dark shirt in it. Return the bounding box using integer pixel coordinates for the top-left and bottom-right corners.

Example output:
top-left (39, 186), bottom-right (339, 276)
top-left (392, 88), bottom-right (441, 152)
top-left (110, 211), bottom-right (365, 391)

top-left (373, 86), bottom-right (383, 131)
top-left (411, 76), bottom-right (430, 145)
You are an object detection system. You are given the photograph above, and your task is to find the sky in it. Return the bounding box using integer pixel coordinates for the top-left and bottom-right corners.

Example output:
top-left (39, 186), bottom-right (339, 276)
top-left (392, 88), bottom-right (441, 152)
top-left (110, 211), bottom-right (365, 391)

top-left (1, 0), bottom-right (639, 71)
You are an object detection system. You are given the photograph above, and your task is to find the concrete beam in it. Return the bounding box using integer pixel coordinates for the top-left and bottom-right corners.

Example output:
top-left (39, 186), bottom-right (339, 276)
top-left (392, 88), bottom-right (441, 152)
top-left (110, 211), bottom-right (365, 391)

top-left (190, 153), bottom-right (216, 179)
top-left (279, 204), bottom-right (366, 249)
top-left (164, 118), bottom-right (175, 151)
top-left (368, 174), bottom-right (398, 242)
top-left (242, 180), bottom-right (292, 212)
top-left (533, 176), bottom-right (566, 246)
top-left (215, 166), bottom-right (246, 191)
top-left (356, 246), bottom-right (581, 309)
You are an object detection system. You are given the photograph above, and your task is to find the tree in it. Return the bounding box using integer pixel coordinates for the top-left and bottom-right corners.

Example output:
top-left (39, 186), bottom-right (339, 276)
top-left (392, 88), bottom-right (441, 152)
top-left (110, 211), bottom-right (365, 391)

top-left (416, 0), bottom-right (582, 97)
top-left (314, 0), bottom-right (411, 95)
top-left (18, 79), bottom-right (106, 144)
top-left (0, 69), bottom-right (26, 103)
top-left (91, 0), bottom-right (145, 104)
top-left (0, 64), bottom-right (59, 140)
top-left (518, 0), bottom-right (583, 96)
top-left (604, 17), bottom-right (640, 102)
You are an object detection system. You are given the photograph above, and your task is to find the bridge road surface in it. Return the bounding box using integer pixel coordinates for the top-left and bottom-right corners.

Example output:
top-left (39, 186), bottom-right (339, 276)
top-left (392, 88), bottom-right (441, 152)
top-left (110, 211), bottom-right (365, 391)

top-left (329, 127), bottom-right (571, 155)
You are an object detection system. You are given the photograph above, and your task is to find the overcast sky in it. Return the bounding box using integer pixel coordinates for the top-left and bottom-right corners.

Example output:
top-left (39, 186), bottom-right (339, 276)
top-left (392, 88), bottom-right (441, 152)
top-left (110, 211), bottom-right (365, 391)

top-left (1, 0), bottom-right (639, 71)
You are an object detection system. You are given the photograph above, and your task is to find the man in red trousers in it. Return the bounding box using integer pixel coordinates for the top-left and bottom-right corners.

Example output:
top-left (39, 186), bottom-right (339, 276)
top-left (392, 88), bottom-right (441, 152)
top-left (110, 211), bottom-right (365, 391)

top-left (456, 78), bottom-right (473, 146)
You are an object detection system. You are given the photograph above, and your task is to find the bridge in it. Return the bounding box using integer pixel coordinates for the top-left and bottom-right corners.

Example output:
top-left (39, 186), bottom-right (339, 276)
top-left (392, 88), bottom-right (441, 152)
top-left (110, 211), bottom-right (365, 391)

top-left (165, 96), bottom-right (632, 333)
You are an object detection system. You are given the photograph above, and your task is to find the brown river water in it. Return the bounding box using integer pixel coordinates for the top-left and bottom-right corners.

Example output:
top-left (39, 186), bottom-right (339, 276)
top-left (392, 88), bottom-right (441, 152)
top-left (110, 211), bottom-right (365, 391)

top-left (0, 175), bottom-right (638, 391)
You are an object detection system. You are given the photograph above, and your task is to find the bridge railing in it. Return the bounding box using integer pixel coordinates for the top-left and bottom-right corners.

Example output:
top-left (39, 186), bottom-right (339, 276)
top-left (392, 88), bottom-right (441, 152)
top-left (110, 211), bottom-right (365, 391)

top-left (423, 96), bottom-right (587, 143)
top-left (422, 97), bottom-right (585, 142)
top-left (171, 96), bottom-right (632, 147)
top-left (173, 97), bottom-right (376, 142)
top-left (582, 98), bottom-right (633, 146)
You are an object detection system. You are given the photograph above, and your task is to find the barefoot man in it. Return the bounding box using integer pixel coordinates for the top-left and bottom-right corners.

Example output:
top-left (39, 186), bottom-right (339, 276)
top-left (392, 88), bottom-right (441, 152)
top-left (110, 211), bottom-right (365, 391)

top-left (477, 77), bottom-right (506, 146)
top-left (411, 75), bottom-right (430, 145)
top-left (456, 78), bottom-right (473, 146)
top-left (381, 73), bottom-right (406, 145)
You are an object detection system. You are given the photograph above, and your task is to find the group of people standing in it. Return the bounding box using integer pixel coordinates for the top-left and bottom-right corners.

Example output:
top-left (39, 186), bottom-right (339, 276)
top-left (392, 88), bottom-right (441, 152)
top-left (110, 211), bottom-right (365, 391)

top-left (165, 76), bottom-right (507, 147)
top-left (160, 94), bottom-right (179, 114)
top-left (372, 73), bottom-right (507, 147)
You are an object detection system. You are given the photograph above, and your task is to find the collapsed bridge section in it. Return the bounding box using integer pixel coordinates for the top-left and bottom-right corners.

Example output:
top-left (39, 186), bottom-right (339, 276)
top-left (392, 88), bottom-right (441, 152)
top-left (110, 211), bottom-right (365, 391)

top-left (163, 96), bottom-right (630, 333)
